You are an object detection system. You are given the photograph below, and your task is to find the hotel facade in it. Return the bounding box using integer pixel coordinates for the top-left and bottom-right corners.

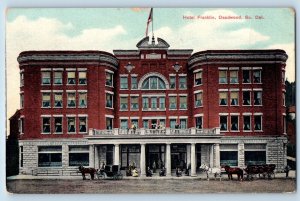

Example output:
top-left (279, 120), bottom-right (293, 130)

top-left (15, 36), bottom-right (288, 176)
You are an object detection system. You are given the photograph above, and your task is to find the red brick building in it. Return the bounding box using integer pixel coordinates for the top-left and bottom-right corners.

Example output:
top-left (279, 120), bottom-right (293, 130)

top-left (14, 36), bottom-right (288, 176)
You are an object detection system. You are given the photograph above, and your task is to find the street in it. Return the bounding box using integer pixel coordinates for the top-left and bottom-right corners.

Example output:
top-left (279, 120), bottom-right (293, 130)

top-left (6, 178), bottom-right (296, 194)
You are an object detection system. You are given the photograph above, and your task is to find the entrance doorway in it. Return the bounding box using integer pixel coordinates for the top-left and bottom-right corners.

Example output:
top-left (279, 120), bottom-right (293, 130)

top-left (171, 144), bottom-right (187, 169)
top-left (146, 144), bottom-right (165, 172)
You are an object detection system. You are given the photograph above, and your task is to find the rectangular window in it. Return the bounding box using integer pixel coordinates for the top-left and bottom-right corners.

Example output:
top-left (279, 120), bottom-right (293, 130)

top-left (243, 70), bottom-right (250, 83)
top-left (42, 117), bottom-right (51, 134)
top-left (120, 119), bottom-right (128, 129)
top-left (106, 118), bottom-right (113, 130)
top-left (243, 91), bottom-right (251, 105)
top-left (120, 77), bottom-right (128, 89)
top-left (106, 72), bottom-right (113, 87)
top-left (106, 93), bottom-right (113, 108)
top-left (69, 146), bottom-right (89, 166)
top-left (253, 70), bottom-right (261, 83)
top-left (78, 92), bottom-right (87, 108)
top-left (143, 120), bottom-right (149, 128)
top-left (67, 92), bottom-right (76, 108)
top-left (283, 92), bottom-right (286, 106)
top-left (230, 91), bottom-right (239, 106)
top-left (151, 97), bottom-right (157, 109)
top-left (42, 93), bottom-right (51, 108)
top-left (131, 77), bottom-right (138, 89)
top-left (195, 92), bottom-right (203, 107)
top-left (120, 97), bottom-right (128, 110)
top-left (67, 72), bottom-right (76, 85)
top-left (19, 118), bottom-right (24, 134)
top-left (20, 73), bottom-right (24, 87)
top-left (79, 117), bottom-right (87, 133)
top-left (230, 71), bottom-right (238, 83)
top-left (220, 116), bottom-right (228, 131)
top-left (170, 119), bottom-right (176, 129)
top-left (131, 119), bottom-right (139, 128)
top-left (20, 94), bottom-right (24, 108)
top-left (231, 116), bottom-right (239, 131)
top-left (180, 119), bottom-right (187, 129)
top-left (169, 96), bottom-right (177, 109)
top-left (67, 117), bottom-right (76, 133)
top-left (254, 91), bottom-right (262, 105)
top-left (54, 72), bottom-right (62, 85)
top-left (20, 146), bottom-right (23, 167)
top-left (179, 76), bottom-right (187, 89)
top-left (282, 71), bottom-right (285, 83)
top-left (219, 70), bottom-right (227, 83)
top-left (78, 72), bottom-right (87, 85)
top-left (244, 144), bottom-right (266, 165)
top-left (54, 117), bottom-right (62, 134)
top-left (38, 146), bottom-right (62, 167)
top-left (131, 97), bottom-right (139, 110)
top-left (159, 97), bottom-right (165, 109)
top-left (220, 151), bottom-right (238, 166)
top-left (150, 77), bottom-right (158, 89)
top-left (195, 71), bottom-right (202, 85)
top-left (142, 97), bottom-right (149, 109)
top-left (195, 117), bottom-right (203, 129)
top-left (179, 96), bottom-right (187, 109)
top-left (54, 93), bottom-right (63, 108)
top-left (254, 115), bottom-right (262, 131)
top-left (243, 116), bottom-right (251, 131)
top-left (170, 76), bottom-right (176, 89)
top-left (42, 72), bottom-right (51, 85)
top-left (219, 92), bottom-right (228, 105)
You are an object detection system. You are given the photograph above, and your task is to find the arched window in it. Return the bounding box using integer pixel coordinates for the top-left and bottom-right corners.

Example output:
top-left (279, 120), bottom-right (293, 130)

top-left (141, 76), bottom-right (166, 90)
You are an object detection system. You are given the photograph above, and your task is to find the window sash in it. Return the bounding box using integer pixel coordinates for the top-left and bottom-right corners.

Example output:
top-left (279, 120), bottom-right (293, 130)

top-left (219, 71), bottom-right (227, 83)
top-left (170, 76), bottom-right (176, 89)
top-left (120, 77), bottom-right (128, 89)
top-left (253, 70), bottom-right (261, 83)
top-left (243, 91), bottom-right (251, 105)
top-left (179, 77), bottom-right (187, 89)
top-left (42, 72), bottom-right (51, 84)
top-left (79, 93), bottom-right (87, 107)
top-left (243, 116), bottom-right (251, 130)
top-left (67, 93), bottom-right (76, 107)
top-left (180, 96), bottom-right (187, 109)
top-left (79, 117), bottom-right (87, 133)
top-left (151, 97), bottom-right (157, 108)
top-left (68, 118), bottom-right (76, 133)
top-left (243, 70), bottom-right (250, 83)
top-left (220, 116), bottom-right (227, 131)
top-left (231, 116), bottom-right (239, 130)
top-left (254, 116), bottom-right (262, 130)
top-left (120, 97), bottom-right (128, 109)
top-left (106, 73), bottom-right (113, 86)
top-left (219, 92), bottom-right (227, 105)
top-left (54, 117), bottom-right (62, 133)
top-left (42, 118), bottom-right (51, 133)
top-left (195, 117), bottom-right (202, 129)
top-left (159, 97), bottom-right (165, 109)
top-left (169, 97), bottom-right (177, 109)
top-left (54, 72), bottom-right (62, 84)
top-left (131, 97), bottom-right (139, 109)
top-left (131, 77), bottom-right (138, 89)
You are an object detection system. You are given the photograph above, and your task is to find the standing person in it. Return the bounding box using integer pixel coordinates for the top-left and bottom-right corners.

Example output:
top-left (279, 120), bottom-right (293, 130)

top-left (284, 165), bottom-right (291, 178)
top-left (152, 161), bottom-right (156, 173)
top-left (175, 122), bottom-right (180, 133)
top-left (146, 167), bottom-right (153, 177)
top-left (131, 123), bottom-right (136, 134)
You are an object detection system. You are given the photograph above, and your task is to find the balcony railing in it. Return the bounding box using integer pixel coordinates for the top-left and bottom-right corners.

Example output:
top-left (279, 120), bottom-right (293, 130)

top-left (90, 127), bottom-right (220, 136)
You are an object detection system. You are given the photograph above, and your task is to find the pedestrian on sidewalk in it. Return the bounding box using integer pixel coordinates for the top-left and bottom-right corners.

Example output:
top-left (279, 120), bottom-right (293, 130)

top-left (284, 165), bottom-right (291, 178)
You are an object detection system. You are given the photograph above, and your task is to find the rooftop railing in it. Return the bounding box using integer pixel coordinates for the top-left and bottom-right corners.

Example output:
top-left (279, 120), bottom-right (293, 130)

top-left (90, 127), bottom-right (220, 136)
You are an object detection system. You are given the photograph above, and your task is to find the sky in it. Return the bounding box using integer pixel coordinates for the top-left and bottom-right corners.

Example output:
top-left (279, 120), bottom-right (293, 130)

top-left (5, 8), bottom-right (295, 128)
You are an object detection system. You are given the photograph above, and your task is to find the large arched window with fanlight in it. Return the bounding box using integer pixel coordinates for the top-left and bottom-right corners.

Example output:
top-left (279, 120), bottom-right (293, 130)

top-left (141, 76), bottom-right (166, 90)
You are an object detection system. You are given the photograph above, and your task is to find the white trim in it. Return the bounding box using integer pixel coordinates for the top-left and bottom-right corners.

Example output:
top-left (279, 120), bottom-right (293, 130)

top-left (78, 114), bottom-right (88, 117)
top-left (169, 116), bottom-right (178, 119)
top-left (20, 115), bottom-right (25, 118)
top-left (282, 113), bottom-right (286, 116)
top-left (66, 114), bottom-right (77, 117)
top-left (20, 91), bottom-right (24, 94)
top-left (178, 74), bottom-right (187, 77)
top-left (105, 90), bottom-right (114, 95)
top-left (194, 114), bottom-right (204, 117)
top-left (219, 113), bottom-right (229, 115)
top-left (169, 74), bottom-right (176, 76)
top-left (66, 90), bottom-right (76, 92)
top-left (242, 67), bottom-right (252, 70)
top-left (131, 74), bottom-right (138, 77)
top-left (105, 69), bottom-right (114, 74)
top-left (78, 90), bottom-right (88, 93)
top-left (253, 88), bottom-right (263, 91)
top-left (282, 89), bottom-right (286, 92)
top-left (253, 67), bottom-right (262, 70)
top-left (119, 117), bottom-right (129, 120)
top-left (53, 68), bottom-right (64, 71)
top-left (53, 114), bottom-right (64, 117)
top-left (142, 116), bottom-right (166, 120)
top-left (179, 94), bottom-right (188, 96)
top-left (254, 113), bottom-right (263, 115)
top-left (120, 74), bottom-right (129, 77)
top-left (179, 116), bottom-right (188, 119)
top-left (41, 115), bottom-right (51, 117)
top-left (193, 69), bottom-right (203, 73)
top-left (20, 69), bottom-right (25, 73)
top-left (130, 117), bottom-right (140, 120)
top-left (230, 113), bottom-right (240, 115)
top-left (66, 68), bottom-right (76, 71)
top-left (77, 68), bottom-right (87, 71)
top-left (120, 94), bottom-right (129, 97)
top-left (193, 90), bottom-right (203, 94)
top-left (105, 115), bottom-right (114, 118)
top-left (218, 89), bottom-right (229, 92)
top-left (229, 88), bottom-right (239, 91)
top-left (218, 67), bottom-right (228, 70)
top-left (242, 89), bottom-right (252, 91)
top-left (130, 94), bottom-right (140, 97)
top-left (229, 67), bottom-right (239, 70)
top-left (138, 72), bottom-right (170, 90)
top-left (41, 90), bottom-right (52, 93)
top-left (168, 94), bottom-right (177, 96)
top-left (52, 90), bottom-right (63, 93)
top-left (141, 94), bottom-right (163, 97)
top-left (41, 68), bottom-right (52, 71)
top-left (243, 113), bottom-right (252, 115)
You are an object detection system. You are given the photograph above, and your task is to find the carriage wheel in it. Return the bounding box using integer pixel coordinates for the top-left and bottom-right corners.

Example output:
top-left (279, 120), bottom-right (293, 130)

top-left (118, 173), bottom-right (123, 180)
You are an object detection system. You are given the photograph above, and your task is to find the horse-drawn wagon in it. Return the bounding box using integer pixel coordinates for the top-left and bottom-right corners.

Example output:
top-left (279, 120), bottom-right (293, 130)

top-left (244, 164), bottom-right (276, 180)
top-left (96, 165), bottom-right (123, 180)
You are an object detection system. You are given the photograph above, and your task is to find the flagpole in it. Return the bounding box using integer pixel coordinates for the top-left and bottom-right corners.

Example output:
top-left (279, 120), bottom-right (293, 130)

top-left (152, 8), bottom-right (154, 38)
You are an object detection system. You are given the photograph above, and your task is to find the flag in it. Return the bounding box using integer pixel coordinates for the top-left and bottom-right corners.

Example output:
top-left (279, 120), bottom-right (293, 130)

top-left (145, 8), bottom-right (153, 37)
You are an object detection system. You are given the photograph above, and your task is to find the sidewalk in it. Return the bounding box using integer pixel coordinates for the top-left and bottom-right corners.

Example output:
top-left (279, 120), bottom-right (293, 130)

top-left (7, 170), bottom-right (296, 180)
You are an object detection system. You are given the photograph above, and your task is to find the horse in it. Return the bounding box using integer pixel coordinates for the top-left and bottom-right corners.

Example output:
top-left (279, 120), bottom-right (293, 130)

top-left (78, 165), bottom-right (97, 180)
top-left (199, 164), bottom-right (222, 180)
top-left (223, 165), bottom-right (243, 181)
